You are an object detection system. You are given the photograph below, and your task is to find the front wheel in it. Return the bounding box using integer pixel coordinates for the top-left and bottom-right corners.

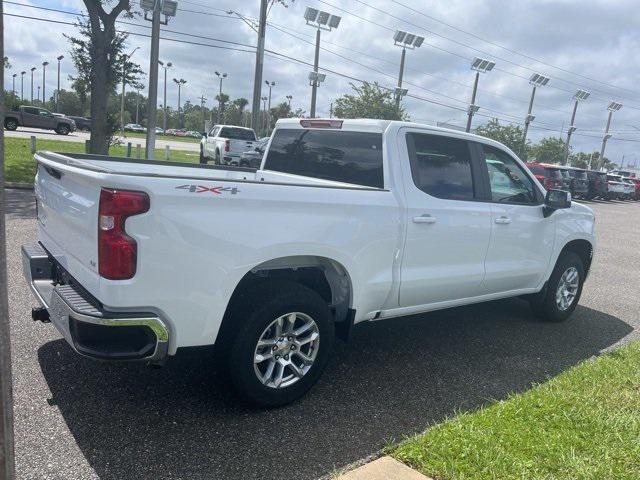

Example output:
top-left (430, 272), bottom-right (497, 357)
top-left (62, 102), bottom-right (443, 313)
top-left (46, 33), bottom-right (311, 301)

top-left (56, 124), bottom-right (70, 135)
top-left (529, 252), bottom-right (584, 322)
top-left (225, 282), bottom-right (334, 407)
top-left (4, 118), bottom-right (18, 131)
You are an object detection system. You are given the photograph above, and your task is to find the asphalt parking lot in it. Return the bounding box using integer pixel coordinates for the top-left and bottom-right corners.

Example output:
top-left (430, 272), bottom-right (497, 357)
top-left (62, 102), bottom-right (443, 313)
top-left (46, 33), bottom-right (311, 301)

top-left (5, 188), bottom-right (640, 480)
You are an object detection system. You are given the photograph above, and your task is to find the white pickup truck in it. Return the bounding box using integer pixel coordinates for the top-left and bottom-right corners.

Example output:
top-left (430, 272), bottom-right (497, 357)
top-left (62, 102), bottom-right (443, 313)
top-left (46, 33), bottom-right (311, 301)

top-left (23, 118), bottom-right (595, 406)
top-left (200, 124), bottom-right (257, 166)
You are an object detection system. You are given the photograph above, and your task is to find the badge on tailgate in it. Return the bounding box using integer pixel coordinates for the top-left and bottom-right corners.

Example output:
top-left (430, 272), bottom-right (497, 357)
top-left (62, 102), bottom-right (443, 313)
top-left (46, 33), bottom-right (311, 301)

top-left (176, 185), bottom-right (240, 195)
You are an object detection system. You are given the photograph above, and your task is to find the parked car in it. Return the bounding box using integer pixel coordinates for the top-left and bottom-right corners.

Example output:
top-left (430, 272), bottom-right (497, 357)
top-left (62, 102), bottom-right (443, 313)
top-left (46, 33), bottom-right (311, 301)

top-left (239, 137), bottom-right (269, 168)
top-left (621, 178), bottom-right (637, 200)
top-left (566, 167), bottom-right (589, 198)
top-left (200, 125), bottom-right (257, 165)
top-left (187, 130), bottom-right (201, 138)
top-left (173, 129), bottom-right (188, 137)
top-left (525, 162), bottom-right (565, 191)
top-left (155, 127), bottom-right (164, 135)
top-left (4, 105), bottom-right (76, 135)
top-left (625, 177), bottom-right (640, 200)
top-left (67, 116), bottom-right (92, 132)
top-left (164, 128), bottom-right (177, 136)
top-left (606, 174), bottom-right (630, 200)
top-left (23, 118), bottom-right (596, 406)
top-left (124, 123), bottom-right (146, 133)
top-left (585, 170), bottom-right (608, 200)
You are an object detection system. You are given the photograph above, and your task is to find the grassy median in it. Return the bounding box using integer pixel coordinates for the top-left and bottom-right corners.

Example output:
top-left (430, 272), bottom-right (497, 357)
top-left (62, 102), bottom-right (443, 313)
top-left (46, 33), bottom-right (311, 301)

top-left (392, 341), bottom-right (640, 480)
top-left (4, 137), bottom-right (198, 184)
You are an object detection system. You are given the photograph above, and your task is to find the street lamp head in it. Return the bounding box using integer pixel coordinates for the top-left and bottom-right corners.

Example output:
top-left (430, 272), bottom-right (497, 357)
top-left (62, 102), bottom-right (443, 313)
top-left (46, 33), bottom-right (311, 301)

top-left (304, 7), bottom-right (340, 30)
top-left (167, 62), bottom-right (172, 68)
top-left (57, 55), bottom-right (64, 61)
top-left (12, 73), bottom-right (17, 78)
top-left (468, 104), bottom-right (480, 114)
top-left (42, 61), bottom-right (49, 67)
top-left (574, 89), bottom-right (590, 101)
top-left (471, 57), bottom-right (496, 73)
top-left (162, 0), bottom-right (178, 17)
top-left (30, 67), bottom-right (36, 72)
top-left (607, 101), bottom-right (623, 111)
top-left (393, 30), bottom-right (424, 49)
top-left (529, 73), bottom-right (550, 87)
top-left (394, 86), bottom-right (409, 97)
top-left (21, 71), bottom-right (26, 75)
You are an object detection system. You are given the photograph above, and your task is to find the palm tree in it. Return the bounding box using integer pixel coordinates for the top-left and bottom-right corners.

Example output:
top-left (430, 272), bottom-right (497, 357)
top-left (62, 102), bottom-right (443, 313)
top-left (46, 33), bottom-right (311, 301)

top-left (233, 97), bottom-right (249, 113)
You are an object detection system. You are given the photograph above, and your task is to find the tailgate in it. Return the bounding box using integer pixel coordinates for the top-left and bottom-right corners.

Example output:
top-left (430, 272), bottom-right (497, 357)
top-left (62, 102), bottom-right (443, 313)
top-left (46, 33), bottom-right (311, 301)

top-left (35, 160), bottom-right (101, 293)
top-left (229, 139), bottom-right (255, 155)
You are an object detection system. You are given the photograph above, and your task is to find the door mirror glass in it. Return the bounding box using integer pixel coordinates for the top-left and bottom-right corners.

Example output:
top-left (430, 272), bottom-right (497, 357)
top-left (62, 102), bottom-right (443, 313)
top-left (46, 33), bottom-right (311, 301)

top-left (544, 189), bottom-right (571, 216)
top-left (201, 132), bottom-right (207, 138)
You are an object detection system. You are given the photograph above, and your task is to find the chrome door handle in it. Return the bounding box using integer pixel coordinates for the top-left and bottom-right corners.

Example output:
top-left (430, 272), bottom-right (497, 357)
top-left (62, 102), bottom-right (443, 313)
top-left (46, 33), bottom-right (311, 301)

top-left (494, 216), bottom-right (512, 224)
top-left (413, 214), bottom-right (437, 224)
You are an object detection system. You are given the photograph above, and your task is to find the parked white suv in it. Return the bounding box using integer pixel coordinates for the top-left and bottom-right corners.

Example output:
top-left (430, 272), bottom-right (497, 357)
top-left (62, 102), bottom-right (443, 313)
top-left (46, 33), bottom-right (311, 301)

top-left (23, 118), bottom-right (595, 406)
top-left (200, 125), bottom-right (257, 166)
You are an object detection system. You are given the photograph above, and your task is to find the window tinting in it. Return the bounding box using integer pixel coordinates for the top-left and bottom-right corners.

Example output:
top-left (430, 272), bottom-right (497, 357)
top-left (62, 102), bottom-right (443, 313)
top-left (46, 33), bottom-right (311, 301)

top-left (406, 133), bottom-right (475, 200)
top-left (483, 145), bottom-right (537, 204)
top-left (219, 127), bottom-right (257, 141)
top-left (264, 129), bottom-right (384, 188)
top-left (23, 107), bottom-right (39, 115)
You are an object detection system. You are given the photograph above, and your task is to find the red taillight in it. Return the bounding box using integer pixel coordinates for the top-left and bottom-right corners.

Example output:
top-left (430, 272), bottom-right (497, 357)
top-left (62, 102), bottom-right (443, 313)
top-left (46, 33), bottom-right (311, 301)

top-left (98, 188), bottom-right (150, 280)
top-left (224, 139), bottom-right (230, 152)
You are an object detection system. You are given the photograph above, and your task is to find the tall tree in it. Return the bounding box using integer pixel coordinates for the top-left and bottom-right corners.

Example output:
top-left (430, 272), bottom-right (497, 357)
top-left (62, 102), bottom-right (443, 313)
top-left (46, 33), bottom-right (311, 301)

top-left (66, 1), bottom-right (142, 154)
top-left (475, 118), bottom-right (529, 158)
top-left (334, 82), bottom-right (408, 121)
top-left (529, 137), bottom-right (566, 163)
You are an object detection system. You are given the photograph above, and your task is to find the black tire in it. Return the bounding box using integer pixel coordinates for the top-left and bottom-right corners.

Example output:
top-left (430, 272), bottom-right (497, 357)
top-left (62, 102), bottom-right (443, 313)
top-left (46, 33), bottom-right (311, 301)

top-left (224, 281), bottom-right (334, 407)
top-left (56, 124), bottom-right (70, 135)
top-left (529, 252), bottom-right (584, 323)
top-left (4, 118), bottom-right (18, 131)
top-left (199, 145), bottom-right (207, 164)
top-left (214, 149), bottom-right (221, 165)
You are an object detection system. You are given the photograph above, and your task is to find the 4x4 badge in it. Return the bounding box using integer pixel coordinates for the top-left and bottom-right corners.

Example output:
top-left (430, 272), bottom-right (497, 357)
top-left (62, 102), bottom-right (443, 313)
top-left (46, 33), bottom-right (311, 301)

top-left (176, 184), bottom-right (240, 195)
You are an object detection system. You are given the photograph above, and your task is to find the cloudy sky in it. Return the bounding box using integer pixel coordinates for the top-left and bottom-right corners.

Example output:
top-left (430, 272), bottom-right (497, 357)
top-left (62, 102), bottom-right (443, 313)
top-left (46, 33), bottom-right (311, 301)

top-left (5, 0), bottom-right (640, 164)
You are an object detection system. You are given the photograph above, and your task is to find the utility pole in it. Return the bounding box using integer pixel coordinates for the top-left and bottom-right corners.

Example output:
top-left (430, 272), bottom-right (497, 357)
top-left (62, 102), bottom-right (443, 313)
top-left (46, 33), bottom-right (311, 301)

top-left (215, 71), bottom-right (227, 124)
top-left (159, 60), bottom-right (172, 133)
top-left (251, 0), bottom-right (268, 132)
top-left (310, 28), bottom-right (321, 118)
top-left (42, 61), bottom-right (48, 107)
top-left (142, 0), bottom-right (177, 160)
top-left (30, 67), bottom-right (36, 103)
top-left (466, 72), bottom-right (480, 133)
top-left (395, 47), bottom-right (406, 108)
top-left (0, 2), bottom-right (17, 477)
top-left (56, 55), bottom-right (64, 112)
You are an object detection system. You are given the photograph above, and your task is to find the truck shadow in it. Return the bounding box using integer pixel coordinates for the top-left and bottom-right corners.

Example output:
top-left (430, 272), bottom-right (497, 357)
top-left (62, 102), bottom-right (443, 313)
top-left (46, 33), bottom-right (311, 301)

top-left (38, 299), bottom-right (632, 480)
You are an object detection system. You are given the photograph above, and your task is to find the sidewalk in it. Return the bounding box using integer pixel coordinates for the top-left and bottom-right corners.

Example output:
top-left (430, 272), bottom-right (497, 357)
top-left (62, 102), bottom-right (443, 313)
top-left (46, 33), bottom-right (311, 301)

top-left (335, 456), bottom-right (432, 480)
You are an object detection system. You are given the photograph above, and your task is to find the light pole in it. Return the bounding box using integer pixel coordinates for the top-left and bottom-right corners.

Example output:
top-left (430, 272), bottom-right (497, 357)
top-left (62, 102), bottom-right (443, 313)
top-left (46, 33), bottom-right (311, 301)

top-left (304, 7), bottom-right (341, 117)
top-left (30, 67), bottom-right (35, 103)
top-left (265, 80), bottom-right (275, 133)
top-left (20, 71), bottom-right (25, 101)
top-left (42, 61), bottom-right (49, 107)
top-left (173, 78), bottom-right (186, 128)
top-left (159, 60), bottom-right (172, 132)
top-left (56, 55), bottom-right (64, 112)
top-left (466, 57), bottom-right (495, 133)
top-left (37, 86), bottom-right (41, 103)
top-left (120, 46), bottom-right (139, 135)
top-left (392, 30), bottom-right (424, 108)
top-left (562, 89), bottom-right (590, 165)
top-left (286, 95), bottom-right (292, 109)
top-left (598, 101), bottom-right (623, 169)
top-left (11, 73), bottom-right (16, 95)
top-left (261, 96), bottom-right (268, 135)
top-left (199, 94), bottom-right (207, 131)
top-left (521, 73), bottom-right (550, 158)
top-left (135, 88), bottom-right (141, 124)
top-left (141, 0), bottom-right (179, 160)
top-left (215, 71), bottom-right (227, 123)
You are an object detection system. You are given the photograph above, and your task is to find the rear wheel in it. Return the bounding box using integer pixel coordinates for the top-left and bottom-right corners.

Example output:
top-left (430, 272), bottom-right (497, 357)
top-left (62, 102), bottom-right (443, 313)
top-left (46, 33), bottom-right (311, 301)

top-left (529, 252), bottom-right (584, 322)
top-left (4, 118), bottom-right (18, 131)
top-left (224, 282), bottom-right (334, 407)
top-left (56, 124), bottom-right (70, 135)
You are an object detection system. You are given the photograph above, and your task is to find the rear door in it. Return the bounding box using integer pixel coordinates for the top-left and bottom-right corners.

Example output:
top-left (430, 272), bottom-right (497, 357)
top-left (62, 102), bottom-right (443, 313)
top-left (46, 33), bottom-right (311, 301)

top-left (398, 130), bottom-right (492, 307)
top-left (21, 107), bottom-right (44, 128)
top-left (477, 144), bottom-right (554, 293)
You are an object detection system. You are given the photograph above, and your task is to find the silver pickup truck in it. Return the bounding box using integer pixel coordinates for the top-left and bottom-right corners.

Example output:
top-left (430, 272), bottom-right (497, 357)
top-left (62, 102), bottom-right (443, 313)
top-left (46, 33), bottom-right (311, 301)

top-left (4, 105), bottom-right (76, 135)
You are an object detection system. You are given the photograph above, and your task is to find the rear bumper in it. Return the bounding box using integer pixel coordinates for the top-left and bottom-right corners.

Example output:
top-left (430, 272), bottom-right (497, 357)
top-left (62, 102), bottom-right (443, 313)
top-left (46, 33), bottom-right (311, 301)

top-left (22, 243), bottom-right (169, 363)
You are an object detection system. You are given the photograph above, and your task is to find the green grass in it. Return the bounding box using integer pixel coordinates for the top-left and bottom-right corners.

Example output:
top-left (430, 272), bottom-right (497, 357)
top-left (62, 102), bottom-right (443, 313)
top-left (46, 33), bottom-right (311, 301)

top-left (120, 131), bottom-right (201, 143)
top-left (392, 342), bottom-right (640, 480)
top-left (4, 137), bottom-right (198, 184)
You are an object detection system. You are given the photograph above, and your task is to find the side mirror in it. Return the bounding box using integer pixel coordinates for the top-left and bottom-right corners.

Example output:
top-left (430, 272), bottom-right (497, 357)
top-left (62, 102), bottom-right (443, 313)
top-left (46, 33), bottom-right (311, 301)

top-left (543, 189), bottom-right (571, 217)
top-left (202, 132), bottom-right (207, 138)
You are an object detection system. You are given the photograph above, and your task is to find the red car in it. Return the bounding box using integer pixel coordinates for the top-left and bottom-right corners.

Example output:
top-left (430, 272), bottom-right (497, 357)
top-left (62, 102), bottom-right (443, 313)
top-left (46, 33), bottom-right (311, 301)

top-left (525, 162), bottom-right (565, 191)
top-left (625, 177), bottom-right (640, 200)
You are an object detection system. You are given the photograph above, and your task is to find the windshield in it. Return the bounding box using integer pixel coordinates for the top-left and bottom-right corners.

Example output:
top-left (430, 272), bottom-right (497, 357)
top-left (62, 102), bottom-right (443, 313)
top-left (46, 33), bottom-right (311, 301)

top-left (220, 127), bottom-right (257, 141)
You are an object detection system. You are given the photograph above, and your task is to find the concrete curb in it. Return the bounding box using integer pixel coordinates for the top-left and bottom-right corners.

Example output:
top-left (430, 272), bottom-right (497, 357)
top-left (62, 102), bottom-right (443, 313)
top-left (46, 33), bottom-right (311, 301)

top-left (5, 182), bottom-right (34, 190)
top-left (333, 456), bottom-right (432, 480)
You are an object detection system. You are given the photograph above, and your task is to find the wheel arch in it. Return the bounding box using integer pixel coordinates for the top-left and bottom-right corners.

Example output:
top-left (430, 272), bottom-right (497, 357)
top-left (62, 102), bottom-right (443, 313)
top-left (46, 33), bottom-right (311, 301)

top-left (558, 239), bottom-right (594, 278)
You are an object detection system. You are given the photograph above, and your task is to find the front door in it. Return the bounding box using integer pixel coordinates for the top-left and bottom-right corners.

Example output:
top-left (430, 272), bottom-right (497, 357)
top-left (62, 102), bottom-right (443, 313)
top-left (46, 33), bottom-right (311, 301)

top-left (478, 144), bottom-right (555, 293)
top-left (399, 131), bottom-right (492, 307)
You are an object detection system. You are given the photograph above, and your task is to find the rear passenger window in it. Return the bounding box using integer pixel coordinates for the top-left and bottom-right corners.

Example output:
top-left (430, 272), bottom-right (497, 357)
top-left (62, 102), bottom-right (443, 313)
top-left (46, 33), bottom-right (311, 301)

top-left (264, 129), bottom-right (384, 188)
top-left (406, 133), bottom-right (475, 200)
